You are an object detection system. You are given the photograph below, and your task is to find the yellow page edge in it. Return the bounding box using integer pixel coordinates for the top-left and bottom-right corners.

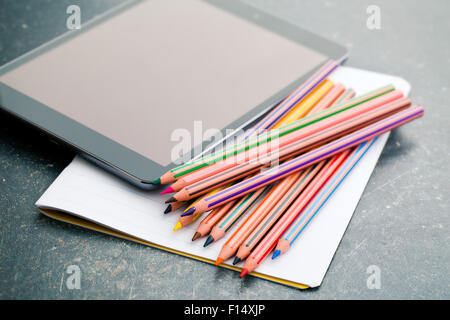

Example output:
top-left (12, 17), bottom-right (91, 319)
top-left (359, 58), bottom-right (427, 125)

top-left (39, 208), bottom-right (309, 290)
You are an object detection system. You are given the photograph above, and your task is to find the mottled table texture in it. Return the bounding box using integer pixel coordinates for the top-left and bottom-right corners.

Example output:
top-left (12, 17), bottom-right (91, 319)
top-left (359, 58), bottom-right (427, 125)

top-left (0, 0), bottom-right (449, 299)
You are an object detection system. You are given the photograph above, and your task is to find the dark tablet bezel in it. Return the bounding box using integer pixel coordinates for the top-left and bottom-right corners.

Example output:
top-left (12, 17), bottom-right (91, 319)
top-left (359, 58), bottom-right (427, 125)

top-left (0, 0), bottom-right (347, 189)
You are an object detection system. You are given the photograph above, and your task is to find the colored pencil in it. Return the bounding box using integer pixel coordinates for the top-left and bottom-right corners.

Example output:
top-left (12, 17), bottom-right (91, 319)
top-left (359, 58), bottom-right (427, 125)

top-left (183, 105), bottom-right (424, 215)
top-left (239, 150), bottom-right (352, 277)
top-left (159, 83), bottom-right (392, 185)
top-left (272, 138), bottom-right (377, 260)
top-left (169, 94), bottom-right (409, 201)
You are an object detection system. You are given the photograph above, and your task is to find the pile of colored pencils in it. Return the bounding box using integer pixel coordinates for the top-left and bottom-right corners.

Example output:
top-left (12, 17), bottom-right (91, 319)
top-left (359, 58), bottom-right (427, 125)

top-left (155, 60), bottom-right (424, 277)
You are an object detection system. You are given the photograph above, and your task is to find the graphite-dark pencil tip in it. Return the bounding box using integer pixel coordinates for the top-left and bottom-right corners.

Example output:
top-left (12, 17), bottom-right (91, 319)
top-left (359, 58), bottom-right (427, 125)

top-left (164, 204), bottom-right (172, 214)
top-left (192, 232), bottom-right (201, 241)
top-left (203, 235), bottom-right (214, 247)
top-left (232, 257), bottom-right (241, 265)
top-left (165, 196), bottom-right (176, 204)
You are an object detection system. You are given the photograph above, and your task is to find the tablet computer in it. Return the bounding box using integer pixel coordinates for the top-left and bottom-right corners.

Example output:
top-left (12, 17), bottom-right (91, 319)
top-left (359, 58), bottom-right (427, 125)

top-left (0, 0), bottom-right (347, 189)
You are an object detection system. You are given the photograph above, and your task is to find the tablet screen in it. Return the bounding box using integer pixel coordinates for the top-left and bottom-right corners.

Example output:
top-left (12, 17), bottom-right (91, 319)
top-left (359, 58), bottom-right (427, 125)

top-left (0, 0), bottom-right (326, 166)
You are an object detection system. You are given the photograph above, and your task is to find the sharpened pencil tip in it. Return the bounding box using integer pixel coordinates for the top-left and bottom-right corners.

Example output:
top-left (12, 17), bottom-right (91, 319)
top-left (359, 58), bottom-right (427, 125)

top-left (180, 207), bottom-right (195, 217)
top-left (165, 197), bottom-right (176, 204)
top-left (152, 178), bottom-right (161, 185)
top-left (192, 232), bottom-right (201, 241)
top-left (272, 250), bottom-right (281, 259)
top-left (164, 204), bottom-right (172, 214)
top-left (173, 222), bottom-right (182, 231)
top-left (240, 268), bottom-right (248, 278)
top-left (232, 257), bottom-right (241, 265)
top-left (160, 186), bottom-right (174, 195)
top-left (214, 258), bottom-right (224, 266)
top-left (203, 235), bottom-right (214, 247)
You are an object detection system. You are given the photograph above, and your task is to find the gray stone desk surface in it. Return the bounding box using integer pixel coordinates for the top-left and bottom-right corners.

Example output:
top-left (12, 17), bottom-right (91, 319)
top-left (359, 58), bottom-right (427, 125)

top-left (0, 0), bottom-right (449, 299)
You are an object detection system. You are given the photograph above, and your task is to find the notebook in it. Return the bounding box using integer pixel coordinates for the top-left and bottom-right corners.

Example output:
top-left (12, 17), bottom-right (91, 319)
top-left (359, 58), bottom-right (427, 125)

top-left (35, 66), bottom-right (411, 289)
